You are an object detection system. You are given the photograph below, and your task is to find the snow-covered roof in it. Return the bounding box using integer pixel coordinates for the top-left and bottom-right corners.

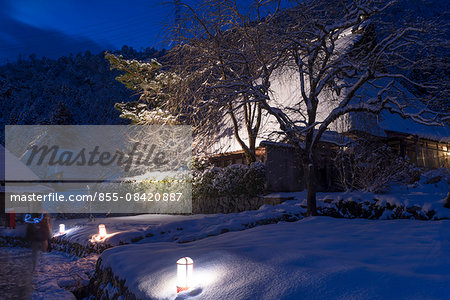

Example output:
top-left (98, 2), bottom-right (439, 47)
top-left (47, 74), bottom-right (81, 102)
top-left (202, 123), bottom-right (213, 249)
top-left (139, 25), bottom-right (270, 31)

top-left (259, 129), bottom-right (351, 148)
top-left (0, 145), bottom-right (40, 181)
top-left (339, 77), bottom-right (450, 142)
top-left (378, 110), bottom-right (450, 143)
top-left (205, 26), bottom-right (449, 155)
top-left (0, 145), bottom-right (52, 193)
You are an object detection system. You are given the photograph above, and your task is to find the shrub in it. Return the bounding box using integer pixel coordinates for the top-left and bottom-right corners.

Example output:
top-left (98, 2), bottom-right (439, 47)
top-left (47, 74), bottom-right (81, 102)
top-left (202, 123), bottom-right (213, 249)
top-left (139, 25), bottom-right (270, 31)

top-left (193, 162), bottom-right (265, 199)
top-left (333, 141), bottom-right (421, 193)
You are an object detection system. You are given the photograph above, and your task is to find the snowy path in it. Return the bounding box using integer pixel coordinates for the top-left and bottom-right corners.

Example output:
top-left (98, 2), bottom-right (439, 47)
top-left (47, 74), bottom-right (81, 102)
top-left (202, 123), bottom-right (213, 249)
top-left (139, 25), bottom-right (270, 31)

top-left (0, 247), bottom-right (33, 299)
top-left (0, 247), bottom-right (97, 300)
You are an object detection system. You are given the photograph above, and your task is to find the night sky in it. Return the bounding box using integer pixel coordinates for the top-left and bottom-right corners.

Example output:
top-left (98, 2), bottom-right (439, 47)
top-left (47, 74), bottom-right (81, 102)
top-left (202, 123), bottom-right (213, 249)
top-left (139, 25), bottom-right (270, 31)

top-left (0, 0), bottom-right (175, 63)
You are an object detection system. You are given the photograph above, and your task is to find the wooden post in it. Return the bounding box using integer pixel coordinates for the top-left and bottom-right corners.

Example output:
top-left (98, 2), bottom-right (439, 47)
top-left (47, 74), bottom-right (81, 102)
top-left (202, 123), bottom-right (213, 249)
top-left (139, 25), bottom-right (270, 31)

top-left (1, 182), bottom-right (5, 227)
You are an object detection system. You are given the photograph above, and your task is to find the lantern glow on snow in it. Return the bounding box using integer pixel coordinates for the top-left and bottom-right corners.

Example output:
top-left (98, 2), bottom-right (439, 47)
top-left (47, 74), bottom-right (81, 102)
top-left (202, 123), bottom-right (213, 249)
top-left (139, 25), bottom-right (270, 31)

top-left (177, 257), bottom-right (193, 293)
top-left (98, 224), bottom-right (107, 238)
top-left (59, 224), bottom-right (65, 235)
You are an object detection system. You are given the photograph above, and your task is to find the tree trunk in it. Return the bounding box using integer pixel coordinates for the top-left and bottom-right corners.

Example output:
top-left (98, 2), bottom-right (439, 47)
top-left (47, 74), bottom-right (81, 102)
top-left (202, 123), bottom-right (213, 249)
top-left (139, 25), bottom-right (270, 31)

top-left (245, 137), bottom-right (257, 165)
top-left (445, 190), bottom-right (450, 209)
top-left (306, 163), bottom-right (318, 216)
top-left (244, 151), bottom-right (256, 165)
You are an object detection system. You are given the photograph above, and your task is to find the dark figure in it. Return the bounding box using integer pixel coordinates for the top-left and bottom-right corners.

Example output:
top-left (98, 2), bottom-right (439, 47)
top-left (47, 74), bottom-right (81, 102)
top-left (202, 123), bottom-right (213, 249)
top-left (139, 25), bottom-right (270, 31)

top-left (46, 214), bottom-right (52, 252)
top-left (5, 209), bottom-right (16, 229)
top-left (26, 214), bottom-right (51, 271)
top-left (9, 210), bottom-right (16, 229)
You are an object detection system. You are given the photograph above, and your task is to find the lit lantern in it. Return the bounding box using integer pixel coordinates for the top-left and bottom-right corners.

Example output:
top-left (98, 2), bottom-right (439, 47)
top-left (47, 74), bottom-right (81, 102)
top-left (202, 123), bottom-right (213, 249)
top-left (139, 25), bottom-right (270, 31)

top-left (98, 224), bottom-right (107, 238)
top-left (59, 224), bottom-right (65, 235)
top-left (177, 257), bottom-right (194, 293)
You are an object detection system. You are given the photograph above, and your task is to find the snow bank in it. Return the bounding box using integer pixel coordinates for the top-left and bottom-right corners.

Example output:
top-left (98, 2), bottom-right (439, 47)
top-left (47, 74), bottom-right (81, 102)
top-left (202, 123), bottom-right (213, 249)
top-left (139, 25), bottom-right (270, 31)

top-left (271, 169), bottom-right (450, 219)
top-left (44, 200), bottom-right (305, 255)
top-left (98, 217), bottom-right (450, 299)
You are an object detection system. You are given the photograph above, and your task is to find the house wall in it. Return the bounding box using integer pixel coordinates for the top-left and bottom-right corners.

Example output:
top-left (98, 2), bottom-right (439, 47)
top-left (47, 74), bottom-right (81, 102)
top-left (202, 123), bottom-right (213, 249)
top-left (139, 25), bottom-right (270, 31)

top-left (264, 144), bottom-right (304, 192)
top-left (387, 135), bottom-right (450, 169)
top-left (262, 142), bottom-right (340, 192)
top-left (415, 141), bottom-right (450, 169)
top-left (208, 148), bottom-right (266, 167)
top-left (209, 143), bottom-right (339, 193)
top-left (209, 135), bottom-right (449, 195)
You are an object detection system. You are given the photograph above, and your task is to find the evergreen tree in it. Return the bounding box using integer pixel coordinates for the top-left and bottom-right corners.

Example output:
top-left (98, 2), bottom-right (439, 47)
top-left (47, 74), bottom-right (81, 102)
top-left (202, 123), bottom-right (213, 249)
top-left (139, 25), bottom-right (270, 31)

top-left (105, 52), bottom-right (180, 125)
top-left (50, 101), bottom-right (75, 125)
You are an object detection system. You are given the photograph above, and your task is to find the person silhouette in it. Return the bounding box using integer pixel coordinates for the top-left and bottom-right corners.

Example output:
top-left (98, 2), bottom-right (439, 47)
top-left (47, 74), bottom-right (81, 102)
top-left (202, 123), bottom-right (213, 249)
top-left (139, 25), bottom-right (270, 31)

top-left (26, 213), bottom-right (51, 271)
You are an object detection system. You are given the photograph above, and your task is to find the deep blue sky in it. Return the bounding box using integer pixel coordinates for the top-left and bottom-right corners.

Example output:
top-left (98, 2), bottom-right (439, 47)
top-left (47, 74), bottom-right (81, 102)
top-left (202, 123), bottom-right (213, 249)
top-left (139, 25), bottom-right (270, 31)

top-left (0, 0), bottom-right (175, 63)
top-left (0, 0), bottom-right (291, 64)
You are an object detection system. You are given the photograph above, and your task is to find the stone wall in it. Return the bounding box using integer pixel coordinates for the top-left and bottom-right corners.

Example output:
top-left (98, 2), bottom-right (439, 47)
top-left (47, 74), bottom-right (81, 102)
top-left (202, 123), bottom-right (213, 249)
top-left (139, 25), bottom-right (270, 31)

top-left (192, 195), bottom-right (289, 214)
top-left (89, 258), bottom-right (139, 300)
top-left (51, 238), bottom-right (113, 257)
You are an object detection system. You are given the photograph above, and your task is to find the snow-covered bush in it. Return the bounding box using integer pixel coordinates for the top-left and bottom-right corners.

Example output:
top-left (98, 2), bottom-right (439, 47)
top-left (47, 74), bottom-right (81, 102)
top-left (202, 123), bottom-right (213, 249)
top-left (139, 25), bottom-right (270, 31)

top-left (190, 156), bottom-right (211, 172)
top-left (243, 162), bottom-right (266, 196)
top-left (422, 168), bottom-right (450, 184)
top-left (193, 162), bottom-right (265, 198)
top-left (219, 164), bottom-right (249, 196)
top-left (192, 166), bottom-right (223, 198)
top-left (421, 168), bottom-right (450, 209)
top-left (333, 141), bottom-right (421, 193)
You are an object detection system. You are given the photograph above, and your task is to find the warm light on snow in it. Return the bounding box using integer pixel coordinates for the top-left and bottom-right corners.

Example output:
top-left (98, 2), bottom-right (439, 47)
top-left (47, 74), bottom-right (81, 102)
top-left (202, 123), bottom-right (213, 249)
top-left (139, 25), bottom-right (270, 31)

top-left (98, 224), bottom-right (107, 238)
top-left (59, 224), bottom-right (65, 235)
top-left (89, 224), bottom-right (120, 242)
top-left (177, 257), bottom-right (194, 293)
top-left (136, 260), bottom-right (224, 299)
top-left (90, 232), bottom-right (119, 243)
top-left (54, 226), bottom-right (79, 237)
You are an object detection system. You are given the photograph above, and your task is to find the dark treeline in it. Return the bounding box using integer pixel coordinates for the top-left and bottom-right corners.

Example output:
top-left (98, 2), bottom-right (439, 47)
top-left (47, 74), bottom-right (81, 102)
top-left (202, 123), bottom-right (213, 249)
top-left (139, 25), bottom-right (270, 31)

top-left (0, 46), bottom-right (166, 143)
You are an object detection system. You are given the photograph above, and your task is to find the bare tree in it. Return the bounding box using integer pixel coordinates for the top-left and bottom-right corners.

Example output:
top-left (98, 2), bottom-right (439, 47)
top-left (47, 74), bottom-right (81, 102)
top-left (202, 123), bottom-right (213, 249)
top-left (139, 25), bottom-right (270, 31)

top-left (166, 0), bottom-right (284, 163)
top-left (255, 0), bottom-right (449, 215)
top-left (112, 0), bottom-right (448, 215)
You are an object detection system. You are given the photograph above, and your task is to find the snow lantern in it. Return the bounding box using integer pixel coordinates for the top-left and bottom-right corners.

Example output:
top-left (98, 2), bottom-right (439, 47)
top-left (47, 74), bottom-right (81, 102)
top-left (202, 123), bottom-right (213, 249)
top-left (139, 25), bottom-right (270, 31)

top-left (98, 224), bottom-right (107, 238)
top-left (59, 224), bottom-right (65, 235)
top-left (177, 257), bottom-right (194, 293)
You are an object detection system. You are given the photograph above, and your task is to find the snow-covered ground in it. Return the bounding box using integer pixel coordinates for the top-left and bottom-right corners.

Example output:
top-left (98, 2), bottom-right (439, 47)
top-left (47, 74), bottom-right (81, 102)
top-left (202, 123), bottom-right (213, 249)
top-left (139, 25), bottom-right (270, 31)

top-left (3, 169), bottom-right (446, 251)
top-left (0, 247), bottom-right (97, 300)
top-left (100, 217), bottom-right (450, 300)
top-left (51, 200), bottom-right (305, 247)
top-left (1, 169), bottom-right (448, 299)
top-left (1, 169), bottom-right (447, 253)
top-left (271, 168), bottom-right (450, 219)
